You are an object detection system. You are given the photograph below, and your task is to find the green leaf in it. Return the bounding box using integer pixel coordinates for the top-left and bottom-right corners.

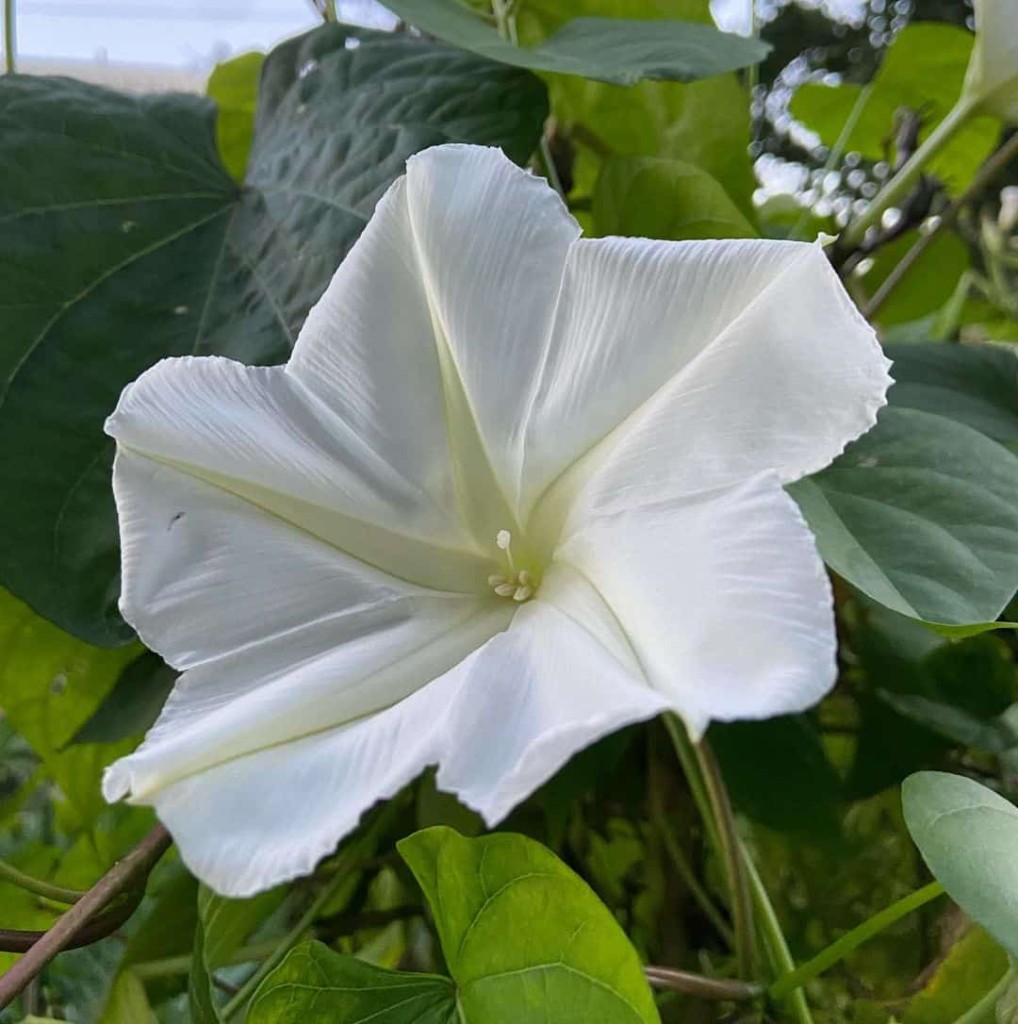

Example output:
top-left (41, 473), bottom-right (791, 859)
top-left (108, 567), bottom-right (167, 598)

top-left (398, 827), bottom-right (660, 1024)
top-left (382, 0), bottom-right (768, 84)
top-left (517, 0), bottom-right (756, 216)
top-left (69, 651), bottom-right (176, 746)
top-left (709, 715), bottom-right (842, 839)
top-left (249, 943), bottom-right (457, 1023)
top-left (189, 883), bottom-right (286, 1022)
top-left (791, 23), bottom-right (998, 192)
top-left (903, 771), bottom-right (1018, 958)
top-left (885, 343), bottom-right (1018, 449)
top-left (99, 970), bottom-right (158, 1024)
top-left (207, 51), bottom-right (264, 182)
top-left (0, 23), bottom-right (547, 645)
top-left (592, 155), bottom-right (756, 239)
top-left (789, 406), bottom-right (1018, 626)
top-left (860, 230), bottom-right (970, 326)
top-left (0, 588), bottom-right (139, 830)
top-left (903, 926), bottom-right (1009, 1024)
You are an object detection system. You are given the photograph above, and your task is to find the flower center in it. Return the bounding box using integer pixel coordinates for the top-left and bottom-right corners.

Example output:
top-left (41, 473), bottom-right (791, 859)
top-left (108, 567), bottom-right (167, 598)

top-left (487, 530), bottom-right (536, 603)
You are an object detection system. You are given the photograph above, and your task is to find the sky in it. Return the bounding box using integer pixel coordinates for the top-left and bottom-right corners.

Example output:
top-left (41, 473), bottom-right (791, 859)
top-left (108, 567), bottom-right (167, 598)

top-left (5, 0), bottom-right (869, 69)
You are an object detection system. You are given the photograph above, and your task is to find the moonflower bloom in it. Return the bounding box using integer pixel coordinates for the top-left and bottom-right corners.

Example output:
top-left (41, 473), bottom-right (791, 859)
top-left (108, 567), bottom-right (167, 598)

top-left (963, 0), bottom-right (1018, 122)
top-left (103, 144), bottom-right (890, 897)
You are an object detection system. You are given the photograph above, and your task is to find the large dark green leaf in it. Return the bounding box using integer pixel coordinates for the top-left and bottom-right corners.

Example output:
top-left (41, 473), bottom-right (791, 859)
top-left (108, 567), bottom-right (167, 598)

top-left (790, 405), bottom-right (1018, 627)
top-left (248, 944), bottom-right (457, 1023)
top-left (885, 343), bottom-right (1018, 448)
top-left (383, 0), bottom-right (768, 84)
top-left (0, 23), bottom-right (547, 645)
top-left (399, 827), bottom-right (660, 1023)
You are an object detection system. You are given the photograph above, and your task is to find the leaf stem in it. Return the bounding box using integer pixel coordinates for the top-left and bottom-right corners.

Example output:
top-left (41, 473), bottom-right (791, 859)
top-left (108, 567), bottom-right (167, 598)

top-left (645, 965), bottom-right (763, 1001)
top-left (742, 849), bottom-right (815, 1024)
top-left (0, 825), bottom-right (172, 1009)
top-left (842, 97), bottom-right (975, 250)
top-left (3, 0), bottom-right (14, 74)
top-left (863, 130), bottom-right (1018, 319)
top-left (768, 881), bottom-right (945, 999)
top-left (0, 860), bottom-right (86, 906)
top-left (664, 716), bottom-right (756, 977)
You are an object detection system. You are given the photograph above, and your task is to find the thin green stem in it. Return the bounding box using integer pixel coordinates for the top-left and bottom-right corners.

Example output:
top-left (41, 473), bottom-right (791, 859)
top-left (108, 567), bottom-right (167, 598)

top-left (221, 805), bottom-right (397, 1021)
top-left (538, 136), bottom-right (566, 199)
top-left (648, 745), bottom-right (735, 948)
top-left (133, 940), bottom-right (281, 981)
top-left (769, 881), bottom-right (945, 999)
top-left (0, 859), bottom-right (86, 905)
top-left (842, 97), bottom-right (975, 250)
top-left (950, 968), bottom-right (1013, 1024)
top-left (863, 129), bottom-right (1018, 319)
top-left (3, 0), bottom-right (15, 74)
top-left (742, 849), bottom-right (815, 1024)
top-left (663, 716), bottom-right (720, 854)
top-left (696, 740), bottom-right (755, 978)
top-left (790, 85), bottom-right (873, 241)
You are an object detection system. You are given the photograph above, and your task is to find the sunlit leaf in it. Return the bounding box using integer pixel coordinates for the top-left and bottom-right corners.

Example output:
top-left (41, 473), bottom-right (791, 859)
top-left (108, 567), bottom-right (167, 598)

top-left (382, 0), bottom-right (768, 84)
top-left (207, 51), bottom-right (264, 182)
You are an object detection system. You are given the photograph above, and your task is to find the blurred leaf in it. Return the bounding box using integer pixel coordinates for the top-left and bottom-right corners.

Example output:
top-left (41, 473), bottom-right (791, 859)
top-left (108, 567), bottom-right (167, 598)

top-left (903, 926), bottom-right (1009, 1024)
top-left (207, 51), bottom-right (264, 182)
top-left (0, 588), bottom-right (138, 829)
top-left (592, 155), bottom-right (756, 239)
top-left (790, 406), bottom-right (1018, 626)
top-left (791, 23), bottom-right (998, 192)
top-left (70, 651), bottom-right (176, 746)
top-left (189, 882), bottom-right (287, 1021)
top-left (383, 0), bottom-right (768, 84)
top-left (398, 827), bottom-right (660, 1023)
top-left (0, 23), bottom-right (548, 645)
top-left (886, 342), bottom-right (1018, 447)
top-left (99, 969), bottom-right (159, 1024)
top-left (710, 715), bottom-right (842, 839)
top-left (903, 771), bottom-right (1018, 957)
top-left (248, 943), bottom-right (457, 1023)
top-left (517, 0), bottom-right (756, 216)
top-left (861, 230), bottom-right (969, 325)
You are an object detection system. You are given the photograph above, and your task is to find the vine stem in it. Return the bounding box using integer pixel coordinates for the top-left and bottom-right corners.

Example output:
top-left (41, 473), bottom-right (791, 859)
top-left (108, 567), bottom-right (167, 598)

top-left (664, 716), bottom-right (756, 978)
top-left (644, 965), bottom-right (763, 1001)
top-left (742, 850), bottom-right (815, 1024)
top-left (841, 97), bottom-right (975, 250)
top-left (863, 129), bottom-right (1018, 319)
top-left (0, 860), bottom-right (86, 906)
top-left (3, 0), bottom-right (14, 74)
top-left (0, 825), bottom-right (172, 1008)
top-left (768, 881), bottom-right (945, 999)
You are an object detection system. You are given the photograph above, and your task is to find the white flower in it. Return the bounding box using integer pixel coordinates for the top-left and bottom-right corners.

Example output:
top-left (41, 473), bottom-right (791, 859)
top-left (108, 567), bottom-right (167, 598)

top-left (963, 0), bottom-right (1018, 123)
top-left (102, 145), bottom-right (890, 897)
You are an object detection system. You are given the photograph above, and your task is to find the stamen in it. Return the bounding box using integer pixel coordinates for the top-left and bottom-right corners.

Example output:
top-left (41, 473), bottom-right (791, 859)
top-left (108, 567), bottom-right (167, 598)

top-left (513, 585), bottom-right (532, 602)
top-left (494, 583), bottom-right (517, 598)
top-left (490, 530), bottom-right (536, 603)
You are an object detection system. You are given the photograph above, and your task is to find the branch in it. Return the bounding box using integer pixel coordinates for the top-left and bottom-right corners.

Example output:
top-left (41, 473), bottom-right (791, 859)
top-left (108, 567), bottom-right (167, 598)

top-left (645, 965), bottom-right (763, 1000)
top-left (863, 130), bottom-right (1018, 320)
top-left (0, 824), bottom-right (172, 1008)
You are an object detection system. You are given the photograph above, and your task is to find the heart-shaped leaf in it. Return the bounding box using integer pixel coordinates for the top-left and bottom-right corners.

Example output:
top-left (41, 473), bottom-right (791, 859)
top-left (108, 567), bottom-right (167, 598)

top-left (0, 24), bottom-right (547, 645)
top-left (903, 771), bottom-right (1018, 957)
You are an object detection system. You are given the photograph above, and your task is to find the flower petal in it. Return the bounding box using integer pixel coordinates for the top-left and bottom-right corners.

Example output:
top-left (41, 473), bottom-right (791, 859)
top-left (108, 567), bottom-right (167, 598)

top-left (118, 597), bottom-right (665, 897)
top-left (107, 355), bottom-right (487, 593)
top-left (289, 144), bottom-right (580, 536)
top-left (105, 450), bottom-right (510, 809)
top-left (553, 471), bottom-right (837, 737)
top-left (520, 238), bottom-right (891, 522)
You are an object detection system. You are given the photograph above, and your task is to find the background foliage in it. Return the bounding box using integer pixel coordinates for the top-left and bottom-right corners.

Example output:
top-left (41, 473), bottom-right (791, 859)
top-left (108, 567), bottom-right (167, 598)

top-left (1, 0), bottom-right (1017, 1021)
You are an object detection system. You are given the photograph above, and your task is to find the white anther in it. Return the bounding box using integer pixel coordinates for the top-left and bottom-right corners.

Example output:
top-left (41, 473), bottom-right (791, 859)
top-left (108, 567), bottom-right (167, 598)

top-left (494, 583), bottom-right (517, 598)
top-left (513, 585), bottom-right (533, 602)
top-left (487, 574), bottom-right (505, 587)
top-left (496, 530), bottom-right (512, 550)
